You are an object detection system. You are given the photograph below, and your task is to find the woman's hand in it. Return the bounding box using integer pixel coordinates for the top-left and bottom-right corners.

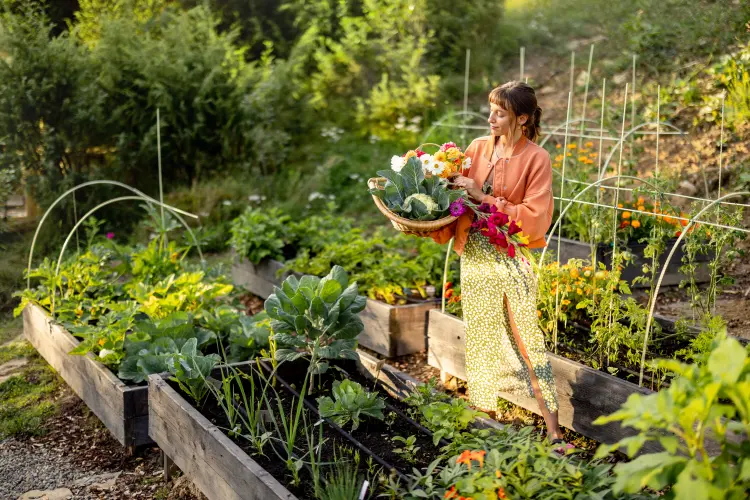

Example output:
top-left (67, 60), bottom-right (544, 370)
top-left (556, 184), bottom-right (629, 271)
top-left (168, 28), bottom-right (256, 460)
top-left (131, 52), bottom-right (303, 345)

top-left (452, 175), bottom-right (484, 201)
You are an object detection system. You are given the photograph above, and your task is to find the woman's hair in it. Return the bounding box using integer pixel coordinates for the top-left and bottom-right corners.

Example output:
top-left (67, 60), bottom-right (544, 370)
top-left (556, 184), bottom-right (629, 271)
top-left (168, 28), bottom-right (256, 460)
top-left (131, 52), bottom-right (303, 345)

top-left (489, 81), bottom-right (542, 142)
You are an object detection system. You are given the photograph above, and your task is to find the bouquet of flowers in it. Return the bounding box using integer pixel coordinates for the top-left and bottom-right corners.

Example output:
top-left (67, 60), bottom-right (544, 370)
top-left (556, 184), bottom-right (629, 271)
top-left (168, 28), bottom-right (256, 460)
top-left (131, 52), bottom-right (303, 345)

top-left (389, 142), bottom-right (472, 179)
top-left (470, 202), bottom-right (531, 259)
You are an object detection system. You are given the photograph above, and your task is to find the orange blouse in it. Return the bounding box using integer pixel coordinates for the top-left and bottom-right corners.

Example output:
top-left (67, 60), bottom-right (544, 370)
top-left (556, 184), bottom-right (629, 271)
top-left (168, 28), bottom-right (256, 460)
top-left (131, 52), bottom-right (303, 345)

top-left (431, 135), bottom-right (554, 255)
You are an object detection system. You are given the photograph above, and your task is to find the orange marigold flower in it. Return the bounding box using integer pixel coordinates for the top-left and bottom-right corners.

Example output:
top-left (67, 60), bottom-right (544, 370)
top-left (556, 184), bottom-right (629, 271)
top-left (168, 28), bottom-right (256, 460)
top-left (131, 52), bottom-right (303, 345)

top-left (569, 269), bottom-right (580, 278)
top-left (537, 310), bottom-right (542, 318)
top-left (495, 469), bottom-right (502, 478)
top-left (631, 220), bottom-right (641, 229)
top-left (622, 211), bottom-right (631, 219)
top-left (567, 143), bottom-right (577, 149)
top-left (562, 299), bottom-right (571, 306)
top-left (98, 338), bottom-right (106, 346)
top-left (556, 144), bottom-right (562, 148)
top-left (497, 487), bottom-right (507, 499)
top-left (680, 218), bottom-right (688, 227)
top-left (445, 486), bottom-right (458, 499)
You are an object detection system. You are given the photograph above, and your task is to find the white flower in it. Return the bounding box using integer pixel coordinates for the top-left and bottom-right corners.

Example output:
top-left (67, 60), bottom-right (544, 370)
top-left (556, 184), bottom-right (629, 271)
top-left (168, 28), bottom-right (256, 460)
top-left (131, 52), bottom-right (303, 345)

top-left (222, 200), bottom-right (232, 206)
top-left (99, 349), bottom-right (114, 358)
top-left (391, 155), bottom-right (406, 172)
top-left (420, 154), bottom-right (444, 176)
top-left (248, 194), bottom-right (261, 202)
top-left (308, 192), bottom-right (325, 202)
top-left (462, 157), bottom-right (472, 171)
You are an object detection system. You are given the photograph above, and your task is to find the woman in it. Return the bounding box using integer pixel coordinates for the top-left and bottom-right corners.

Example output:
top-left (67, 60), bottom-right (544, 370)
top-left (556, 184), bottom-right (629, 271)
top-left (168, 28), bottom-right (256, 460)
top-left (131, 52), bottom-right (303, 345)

top-left (431, 81), bottom-right (563, 442)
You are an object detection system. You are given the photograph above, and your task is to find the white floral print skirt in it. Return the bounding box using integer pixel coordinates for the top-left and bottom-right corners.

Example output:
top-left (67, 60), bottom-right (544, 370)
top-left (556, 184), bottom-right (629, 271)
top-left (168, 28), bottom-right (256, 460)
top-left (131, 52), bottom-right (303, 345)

top-left (460, 231), bottom-right (559, 413)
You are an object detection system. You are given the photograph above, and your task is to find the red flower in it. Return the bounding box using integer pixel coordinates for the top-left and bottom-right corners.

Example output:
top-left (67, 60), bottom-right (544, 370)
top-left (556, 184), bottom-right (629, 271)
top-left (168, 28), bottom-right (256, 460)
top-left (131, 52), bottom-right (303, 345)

top-left (415, 149), bottom-right (426, 158)
top-left (440, 142), bottom-right (458, 151)
top-left (489, 212), bottom-right (509, 228)
top-left (508, 244), bottom-right (516, 258)
top-left (507, 220), bottom-right (521, 236)
top-left (445, 486), bottom-right (458, 499)
top-left (477, 203), bottom-right (491, 213)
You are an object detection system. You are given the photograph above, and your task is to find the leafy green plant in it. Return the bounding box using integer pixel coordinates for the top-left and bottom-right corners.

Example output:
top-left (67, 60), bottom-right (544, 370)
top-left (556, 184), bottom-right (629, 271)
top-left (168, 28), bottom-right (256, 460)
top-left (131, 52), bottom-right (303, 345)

top-left (229, 207), bottom-right (291, 264)
top-left (594, 335), bottom-right (750, 499)
top-left (369, 158), bottom-right (464, 221)
top-left (118, 312), bottom-right (216, 383)
top-left (316, 379), bottom-right (385, 431)
top-left (384, 425), bottom-right (620, 500)
top-left (420, 399), bottom-right (488, 446)
top-left (226, 311), bottom-right (273, 362)
top-left (403, 376), bottom-right (451, 420)
top-left (264, 265), bottom-right (366, 374)
top-left (167, 338), bottom-right (221, 405)
top-left (392, 435), bottom-right (420, 464)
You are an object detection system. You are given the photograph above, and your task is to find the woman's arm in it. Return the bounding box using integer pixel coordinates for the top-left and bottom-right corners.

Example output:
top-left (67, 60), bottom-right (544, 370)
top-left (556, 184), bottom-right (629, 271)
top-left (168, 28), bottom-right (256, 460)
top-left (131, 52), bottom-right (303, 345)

top-left (499, 153), bottom-right (553, 241)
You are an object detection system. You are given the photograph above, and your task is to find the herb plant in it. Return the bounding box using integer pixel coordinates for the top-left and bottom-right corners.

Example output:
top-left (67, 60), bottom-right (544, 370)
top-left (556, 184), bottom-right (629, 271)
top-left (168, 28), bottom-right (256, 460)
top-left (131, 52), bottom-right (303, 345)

top-left (420, 399), bottom-right (488, 446)
top-left (316, 379), bottom-right (385, 431)
top-left (392, 435), bottom-right (420, 464)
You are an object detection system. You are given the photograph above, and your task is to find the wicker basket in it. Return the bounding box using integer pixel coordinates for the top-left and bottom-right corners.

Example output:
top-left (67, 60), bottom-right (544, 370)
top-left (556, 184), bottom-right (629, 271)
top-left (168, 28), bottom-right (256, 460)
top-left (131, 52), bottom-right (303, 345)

top-left (368, 177), bottom-right (457, 237)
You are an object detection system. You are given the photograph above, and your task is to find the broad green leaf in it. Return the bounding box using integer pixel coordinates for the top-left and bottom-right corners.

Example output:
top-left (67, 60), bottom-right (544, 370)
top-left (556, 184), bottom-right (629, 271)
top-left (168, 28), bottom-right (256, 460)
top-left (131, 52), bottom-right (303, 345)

top-left (319, 278), bottom-right (343, 303)
top-left (707, 337), bottom-right (746, 384)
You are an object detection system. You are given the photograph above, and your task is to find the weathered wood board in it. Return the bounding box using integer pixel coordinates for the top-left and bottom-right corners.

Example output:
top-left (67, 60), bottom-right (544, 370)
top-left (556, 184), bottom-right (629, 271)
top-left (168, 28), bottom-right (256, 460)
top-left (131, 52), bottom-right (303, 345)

top-left (148, 374), bottom-right (296, 500)
top-left (23, 303), bottom-right (150, 447)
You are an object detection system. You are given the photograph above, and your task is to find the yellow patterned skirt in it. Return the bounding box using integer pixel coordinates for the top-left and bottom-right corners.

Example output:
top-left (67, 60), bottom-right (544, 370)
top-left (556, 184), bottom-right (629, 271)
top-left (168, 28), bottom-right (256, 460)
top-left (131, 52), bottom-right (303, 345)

top-left (460, 232), bottom-right (558, 413)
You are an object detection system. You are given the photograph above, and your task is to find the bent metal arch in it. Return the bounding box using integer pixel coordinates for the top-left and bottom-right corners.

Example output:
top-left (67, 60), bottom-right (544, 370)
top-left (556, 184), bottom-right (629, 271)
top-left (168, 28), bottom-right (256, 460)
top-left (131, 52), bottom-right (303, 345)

top-left (26, 180), bottom-right (202, 290)
top-left (48, 195), bottom-right (203, 318)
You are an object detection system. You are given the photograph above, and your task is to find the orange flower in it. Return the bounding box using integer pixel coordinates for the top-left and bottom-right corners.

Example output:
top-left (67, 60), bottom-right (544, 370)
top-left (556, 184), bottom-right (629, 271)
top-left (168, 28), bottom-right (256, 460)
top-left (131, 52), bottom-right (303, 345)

top-left (445, 486), bottom-right (458, 499)
top-left (569, 269), bottom-right (580, 278)
top-left (537, 309), bottom-right (542, 318)
top-left (497, 488), bottom-right (507, 499)
top-left (98, 338), bottom-right (106, 346)
top-left (631, 220), bottom-right (641, 229)
top-left (680, 218), bottom-right (688, 227)
top-left (556, 144), bottom-right (561, 149)
top-left (622, 211), bottom-right (631, 219)
top-left (585, 141), bottom-right (594, 148)
top-left (637, 205), bottom-right (645, 212)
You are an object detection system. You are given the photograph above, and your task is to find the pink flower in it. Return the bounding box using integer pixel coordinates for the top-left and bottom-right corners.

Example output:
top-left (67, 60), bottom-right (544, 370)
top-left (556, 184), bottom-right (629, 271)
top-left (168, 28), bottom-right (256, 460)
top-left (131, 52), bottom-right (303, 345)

top-left (440, 142), bottom-right (458, 152)
top-left (508, 244), bottom-right (516, 258)
top-left (449, 199), bottom-right (466, 217)
top-left (106, 232), bottom-right (115, 240)
top-left (507, 220), bottom-right (522, 236)
top-left (477, 203), bottom-right (491, 213)
top-left (415, 149), bottom-right (426, 158)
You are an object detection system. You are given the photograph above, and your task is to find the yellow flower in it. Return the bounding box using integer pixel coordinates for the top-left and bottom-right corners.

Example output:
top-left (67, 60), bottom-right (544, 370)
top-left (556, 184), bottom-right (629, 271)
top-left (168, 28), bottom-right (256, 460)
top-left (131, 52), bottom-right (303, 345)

top-left (537, 310), bottom-right (542, 318)
top-left (637, 205), bottom-right (645, 212)
top-left (556, 144), bottom-right (562, 149)
top-left (517, 234), bottom-right (530, 245)
top-left (585, 141), bottom-right (594, 148)
top-left (569, 269), bottom-right (580, 278)
top-left (567, 143), bottom-right (577, 149)
top-left (562, 299), bottom-right (571, 306)
top-left (434, 151), bottom-right (447, 163)
top-left (404, 150), bottom-right (417, 161)
top-left (577, 288), bottom-right (583, 294)
top-left (445, 147), bottom-right (461, 161)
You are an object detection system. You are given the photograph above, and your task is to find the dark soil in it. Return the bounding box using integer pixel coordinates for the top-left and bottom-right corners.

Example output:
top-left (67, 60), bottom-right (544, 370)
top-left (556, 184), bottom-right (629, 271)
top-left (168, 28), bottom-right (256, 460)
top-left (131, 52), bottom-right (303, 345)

top-left (171, 358), bottom-right (445, 499)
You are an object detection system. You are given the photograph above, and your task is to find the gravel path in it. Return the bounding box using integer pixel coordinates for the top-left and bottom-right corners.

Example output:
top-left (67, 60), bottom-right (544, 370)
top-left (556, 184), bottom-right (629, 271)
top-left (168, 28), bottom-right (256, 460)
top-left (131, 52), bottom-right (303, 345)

top-left (0, 437), bottom-right (103, 499)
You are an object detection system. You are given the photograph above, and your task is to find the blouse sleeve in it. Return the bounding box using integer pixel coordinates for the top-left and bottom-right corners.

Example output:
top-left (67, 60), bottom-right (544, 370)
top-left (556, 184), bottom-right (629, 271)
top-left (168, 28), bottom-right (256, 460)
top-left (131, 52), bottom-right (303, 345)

top-left (502, 151), bottom-right (554, 241)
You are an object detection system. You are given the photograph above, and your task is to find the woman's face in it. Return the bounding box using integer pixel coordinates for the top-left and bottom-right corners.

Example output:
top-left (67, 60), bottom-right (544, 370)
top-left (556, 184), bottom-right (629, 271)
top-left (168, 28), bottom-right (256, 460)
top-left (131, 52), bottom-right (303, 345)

top-left (488, 102), bottom-right (526, 137)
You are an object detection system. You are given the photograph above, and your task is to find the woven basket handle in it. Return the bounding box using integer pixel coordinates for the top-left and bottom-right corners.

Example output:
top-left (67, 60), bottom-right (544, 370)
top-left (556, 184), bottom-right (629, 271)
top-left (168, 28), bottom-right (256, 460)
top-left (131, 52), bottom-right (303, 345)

top-left (417, 143), bottom-right (442, 152)
top-left (368, 177), bottom-right (386, 191)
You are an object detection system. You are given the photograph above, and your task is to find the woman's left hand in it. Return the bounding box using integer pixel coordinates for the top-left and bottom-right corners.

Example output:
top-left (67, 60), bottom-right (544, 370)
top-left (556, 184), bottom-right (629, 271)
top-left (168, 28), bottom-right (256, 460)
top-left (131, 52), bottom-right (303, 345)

top-left (452, 175), bottom-right (484, 200)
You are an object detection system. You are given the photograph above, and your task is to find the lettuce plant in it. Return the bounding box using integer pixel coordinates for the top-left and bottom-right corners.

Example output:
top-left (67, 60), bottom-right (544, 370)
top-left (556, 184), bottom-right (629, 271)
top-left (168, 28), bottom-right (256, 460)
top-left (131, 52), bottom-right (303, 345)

top-left (316, 379), bottom-right (385, 431)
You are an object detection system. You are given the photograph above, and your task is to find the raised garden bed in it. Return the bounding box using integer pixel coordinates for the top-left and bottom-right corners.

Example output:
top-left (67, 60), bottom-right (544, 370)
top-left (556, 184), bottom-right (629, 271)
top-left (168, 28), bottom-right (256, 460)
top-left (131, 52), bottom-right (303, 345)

top-left (545, 235), bottom-right (711, 287)
top-left (427, 309), bottom-right (742, 455)
top-left (149, 349), bottom-right (501, 500)
top-left (426, 309), bottom-right (654, 449)
top-left (232, 256), bottom-right (436, 357)
top-left (23, 302), bottom-right (150, 450)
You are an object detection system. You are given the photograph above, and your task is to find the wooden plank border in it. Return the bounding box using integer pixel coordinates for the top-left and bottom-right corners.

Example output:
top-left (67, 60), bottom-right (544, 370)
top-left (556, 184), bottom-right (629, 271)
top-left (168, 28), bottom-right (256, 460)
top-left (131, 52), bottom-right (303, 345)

top-left (148, 373), bottom-right (296, 500)
top-left (231, 257), bottom-right (437, 357)
top-left (23, 303), bottom-right (150, 448)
